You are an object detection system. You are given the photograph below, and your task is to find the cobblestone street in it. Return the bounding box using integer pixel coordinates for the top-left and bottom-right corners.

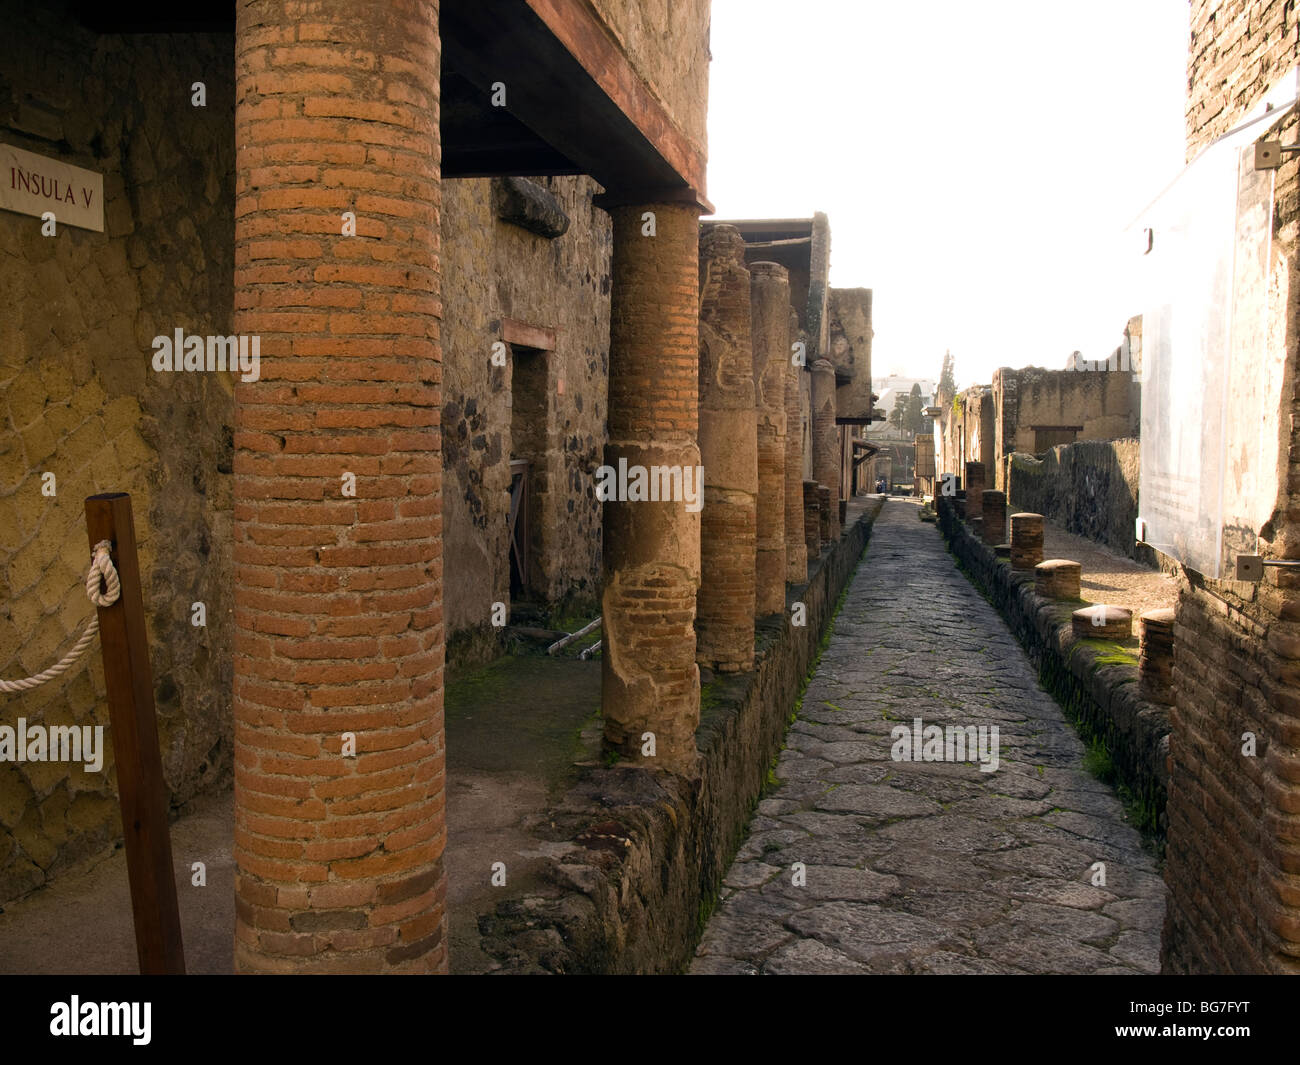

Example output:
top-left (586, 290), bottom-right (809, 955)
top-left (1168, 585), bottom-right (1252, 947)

top-left (691, 498), bottom-right (1165, 974)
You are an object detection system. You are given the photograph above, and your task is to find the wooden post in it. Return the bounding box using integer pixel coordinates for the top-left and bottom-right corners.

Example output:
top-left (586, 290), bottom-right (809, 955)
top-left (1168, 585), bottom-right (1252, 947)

top-left (84, 492), bottom-right (185, 975)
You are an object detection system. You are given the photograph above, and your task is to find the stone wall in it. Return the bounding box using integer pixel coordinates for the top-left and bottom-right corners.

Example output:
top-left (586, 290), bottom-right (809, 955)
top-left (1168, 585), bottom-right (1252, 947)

top-left (439, 175), bottom-right (611, 668)
top-left (587, 0), bottom-right (711, 162)
top-left (0, 6), bottom-right (235, 903)
top-left (1163, 0), bottom-right (1300, 974)
top-left (1006, 439), bottom-right (1141, 560)
top-left (827, 287), bottom-right (873, 422)
top-left (991, 367), bottom-right (1138, 491)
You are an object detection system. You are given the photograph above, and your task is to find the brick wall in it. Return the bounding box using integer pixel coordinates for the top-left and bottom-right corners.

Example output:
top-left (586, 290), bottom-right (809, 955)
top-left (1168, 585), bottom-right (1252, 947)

top-left (0, 2), bottom-right (235, 904)
top-left (1164, 0), bottom-right (1300, 973)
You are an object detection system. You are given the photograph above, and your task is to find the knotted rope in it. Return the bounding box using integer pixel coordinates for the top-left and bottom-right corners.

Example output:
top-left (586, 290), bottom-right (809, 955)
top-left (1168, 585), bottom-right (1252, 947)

top-left (0, 540), bottom-right (119, 694)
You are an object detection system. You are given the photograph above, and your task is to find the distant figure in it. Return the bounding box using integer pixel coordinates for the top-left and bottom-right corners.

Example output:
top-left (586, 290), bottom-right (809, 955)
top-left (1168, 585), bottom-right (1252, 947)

top-left (876, 478), bottom-right (886, 494)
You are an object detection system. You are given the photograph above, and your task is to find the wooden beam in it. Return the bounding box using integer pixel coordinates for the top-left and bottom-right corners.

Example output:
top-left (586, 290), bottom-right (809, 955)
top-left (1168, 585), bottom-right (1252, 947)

top-left (84, 493), bottom-right (185, 976)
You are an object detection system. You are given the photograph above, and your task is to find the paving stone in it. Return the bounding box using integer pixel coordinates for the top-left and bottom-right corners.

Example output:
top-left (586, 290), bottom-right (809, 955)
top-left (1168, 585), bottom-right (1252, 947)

top-left (762, 937), bottom-right (872, 975)
top-left (759, 864), bottom-right (901, 903)
top-left (689, 500), bottom-right (1165, 976)
top-left (812, 784), bottom-right (943, 818)
top-left (786, 901), bottom-right (968, 965)
top-left (910, 950), bottom-right (1021, 975)
top-left (722, 861), bottom-right (783, 890)
top-left (1108, 929), bottom-right (1161, 971)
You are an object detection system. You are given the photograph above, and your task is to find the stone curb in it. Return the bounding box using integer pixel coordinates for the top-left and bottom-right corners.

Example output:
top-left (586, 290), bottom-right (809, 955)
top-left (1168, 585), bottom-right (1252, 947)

top-left (936, 496), bottom-right (1169, 836)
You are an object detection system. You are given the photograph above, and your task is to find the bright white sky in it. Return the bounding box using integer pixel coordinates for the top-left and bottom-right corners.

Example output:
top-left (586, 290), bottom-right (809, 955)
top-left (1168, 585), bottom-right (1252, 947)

top-left (705, 0), bottom-right (1190, 390)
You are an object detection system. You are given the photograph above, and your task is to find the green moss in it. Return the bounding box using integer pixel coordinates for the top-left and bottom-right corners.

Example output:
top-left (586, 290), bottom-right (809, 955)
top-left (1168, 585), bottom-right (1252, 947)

top-left (1082, 739), bottom-right (1116, 785)
top-left (1069, 637), bottom-right (1139, 671)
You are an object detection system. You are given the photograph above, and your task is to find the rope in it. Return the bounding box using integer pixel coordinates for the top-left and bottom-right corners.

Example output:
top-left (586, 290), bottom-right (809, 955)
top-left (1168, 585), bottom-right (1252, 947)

top-left (0, 540), bottom-right (120, 694)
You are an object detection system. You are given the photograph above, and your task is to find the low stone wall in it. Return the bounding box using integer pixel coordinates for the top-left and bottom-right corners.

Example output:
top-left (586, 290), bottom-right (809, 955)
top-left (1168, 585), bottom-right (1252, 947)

top-left (938, 497), bottom-right (1170, 837)
top-left (476, 497), bottom-right (882, 972)
top-left (1006, 439), bottom-right (1140, 560)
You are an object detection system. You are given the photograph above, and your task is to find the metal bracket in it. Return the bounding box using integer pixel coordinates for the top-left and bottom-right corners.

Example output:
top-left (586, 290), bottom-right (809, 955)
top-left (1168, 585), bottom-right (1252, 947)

top-left (1254, 140), bottom-right (1300, 169)
top-left (1236, 554), bottom-right (1300, 580)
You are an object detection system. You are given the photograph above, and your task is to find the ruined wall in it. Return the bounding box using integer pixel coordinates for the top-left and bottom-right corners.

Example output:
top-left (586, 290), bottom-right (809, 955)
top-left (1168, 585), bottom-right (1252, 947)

top-left (440, 175), bottom-right (611, 666)
top-left (1163, 0), bottom-right (1300, 973)
top-left (827, 287), bottom-right (873, 422)
top-left (997, 368), bottom-right (1137, 456)
top-left (1006, 440), bottom-right (1141, 560)
top-left (959, 386), bottom-right (994, 476)
top-left (0, 5), bottom-right (235, 903)
top-left (586, 0), bottom-right (711, 162)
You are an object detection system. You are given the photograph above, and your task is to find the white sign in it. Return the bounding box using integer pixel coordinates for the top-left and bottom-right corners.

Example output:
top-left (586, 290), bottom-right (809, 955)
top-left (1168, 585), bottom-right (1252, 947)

top-left (0, 143), bottom-right (103, 232)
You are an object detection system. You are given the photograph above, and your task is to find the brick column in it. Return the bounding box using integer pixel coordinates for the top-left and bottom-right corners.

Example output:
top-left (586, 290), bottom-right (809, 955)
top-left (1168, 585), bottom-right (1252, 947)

top-left (232, 1), bottom-right (445, 973)
top-left (784, 310), bottom-right (807, 584)
top-left (751, 262), bottom-right (788, 616)
top-left (964, 462), bottom-right (985, 518)
top-left (803, 480), bottom-right (820, 562)
top-left (811, 357), bottom-right (839, 540)
top-left (1010, 512), bottom-right (1044, 570)
top-left (1138, 608), bottom-right (1175, 705)
top-left (696, 226), bottom-right (756, 672)
top-left (981, 489), bottom-right (1006, 544)
top-left (602, 202), bottom-right (702, 772)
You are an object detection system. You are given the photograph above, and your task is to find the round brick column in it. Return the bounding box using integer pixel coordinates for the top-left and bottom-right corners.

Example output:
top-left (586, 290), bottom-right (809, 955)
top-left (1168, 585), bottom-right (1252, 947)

top-left (232, 0), bottom-right (445, 973)
top-left (602, 202), bottom-right (702, 772)
top-left (784, 310), bottom-right (807, 584)
top-left (696, 226), bottom-right (756, 672)
top-left (811, 358), bottom-right (839, 540)
top-left (803, 479), bottom-right (821, 561)
top-left (981, 489), bottom-right (1006, 544)
top-left (1035, 559), bottom-right (1082, 600)
top-left (964, 461), bottom-right (986, 521)
top-left (1010, 512), bottom-right (1044, 570)
top-left (751, 262), bottom-right (789, 616)
top-left (1138, 607), bottom-right (1175, 705)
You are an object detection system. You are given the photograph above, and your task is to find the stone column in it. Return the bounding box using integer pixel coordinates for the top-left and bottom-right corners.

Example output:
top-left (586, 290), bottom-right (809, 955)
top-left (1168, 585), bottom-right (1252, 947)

top-left (233, 0), bottom-right (445, 973)
top-left (602, 201), bottom-right (702, 773)
top-left (803, 480), bottom-right (821, 562)
top-left (811, 358), bottom-right (839, 540)
top-left (785, 310), bottom-right (807, 584)
top-left (696, 226), bottom-right (756, 672)
top-left (751, 262), bottom-right (789, 616)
